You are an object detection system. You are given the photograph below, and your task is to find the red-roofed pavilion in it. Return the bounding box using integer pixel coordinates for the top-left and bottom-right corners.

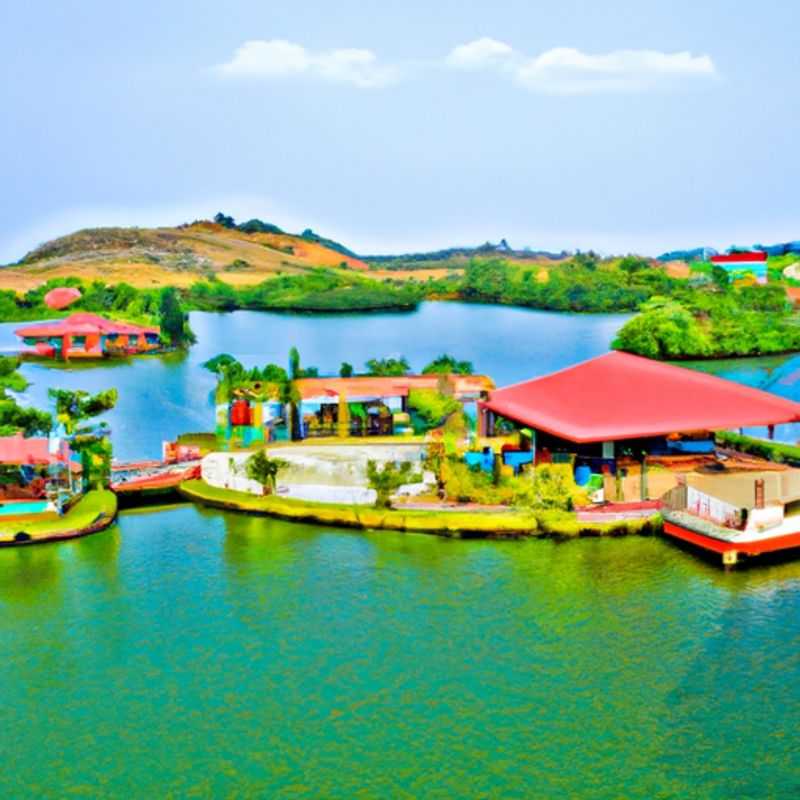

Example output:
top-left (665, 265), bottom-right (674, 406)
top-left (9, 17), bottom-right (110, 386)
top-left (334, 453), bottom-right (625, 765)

top-left (478, 352), bottom-right (800, 458)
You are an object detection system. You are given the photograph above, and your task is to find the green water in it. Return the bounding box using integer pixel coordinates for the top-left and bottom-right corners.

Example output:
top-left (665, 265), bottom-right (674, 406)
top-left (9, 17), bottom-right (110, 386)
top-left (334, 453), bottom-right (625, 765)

top-left (1, 504), bottom-right (799, 797)
top-left (2, 303), bottom-right (800, 796)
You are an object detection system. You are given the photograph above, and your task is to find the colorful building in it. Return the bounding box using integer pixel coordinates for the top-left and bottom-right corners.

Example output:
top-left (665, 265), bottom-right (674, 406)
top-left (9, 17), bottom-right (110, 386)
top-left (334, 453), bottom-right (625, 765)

top-left (215, 373), bottom-right (494, 447)
top-left (15, 313), bottom-right (161, 360)
top-left (710, 251), bottom-right (768, 284)
top-left (0, 432), bottom-right (82, 517)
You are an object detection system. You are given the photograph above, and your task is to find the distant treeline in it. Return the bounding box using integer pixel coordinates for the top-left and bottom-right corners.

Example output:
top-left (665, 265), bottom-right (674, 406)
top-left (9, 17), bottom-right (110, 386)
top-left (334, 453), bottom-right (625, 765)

top-left (185, 269), bottom-right (420, 313)
top-left (365, 239), bottom-right (569, 269)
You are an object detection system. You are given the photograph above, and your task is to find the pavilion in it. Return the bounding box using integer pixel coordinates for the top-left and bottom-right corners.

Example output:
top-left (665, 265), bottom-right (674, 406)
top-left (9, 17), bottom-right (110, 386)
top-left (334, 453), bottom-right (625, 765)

top-left (478, 352), bottom-right (800, 465)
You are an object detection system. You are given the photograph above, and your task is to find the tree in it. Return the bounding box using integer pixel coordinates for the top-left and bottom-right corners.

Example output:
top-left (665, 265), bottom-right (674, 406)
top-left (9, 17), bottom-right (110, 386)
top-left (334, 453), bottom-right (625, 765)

top-left (213, 212), bottom-right (236, 229)
top-left (289, 346), bottom-right (301, 380)
top-left (711, 265), bottom-right (731, 290)
top-left (0, 356), bottom-right (52, 436)
top-left (365, 357), bottom-right (410, 376)
top-left (366, 460), bottom-right (421, 508)
top-left (245, 450), bottom-right (288, 495)
top-left (48, 388), bottom-right (118, 489)
top-left (339, 362), bottom-right (354, 378)
top-left (612, 298), bottom-right (711, 359)
top-left (159, 287), bottom-right (195, 347)
top-left (618, 255), bottom-right (650, 276)
top-left (202, 353), bottom-right (239, 374)
top-left (422, 354), bottom-right (474, 375)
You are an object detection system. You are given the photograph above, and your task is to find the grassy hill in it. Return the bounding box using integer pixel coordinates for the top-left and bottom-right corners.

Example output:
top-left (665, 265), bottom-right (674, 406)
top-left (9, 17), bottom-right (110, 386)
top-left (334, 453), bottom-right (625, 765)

top-left (0, 222), bottom-right (368, 291)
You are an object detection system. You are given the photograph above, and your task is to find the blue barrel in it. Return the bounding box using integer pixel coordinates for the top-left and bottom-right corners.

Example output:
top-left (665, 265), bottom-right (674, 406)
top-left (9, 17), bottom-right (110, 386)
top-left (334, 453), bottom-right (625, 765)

top-left (574, 464), bottom-right (591, 486)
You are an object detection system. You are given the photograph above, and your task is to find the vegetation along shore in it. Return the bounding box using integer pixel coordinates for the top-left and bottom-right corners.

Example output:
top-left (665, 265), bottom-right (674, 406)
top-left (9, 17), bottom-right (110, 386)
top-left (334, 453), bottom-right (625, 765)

top-left (3, 213), bottom-right (800, 360)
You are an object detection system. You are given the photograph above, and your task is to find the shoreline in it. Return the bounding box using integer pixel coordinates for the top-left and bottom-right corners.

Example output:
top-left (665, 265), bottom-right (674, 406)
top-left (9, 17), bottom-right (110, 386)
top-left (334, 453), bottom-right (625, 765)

top-left (0, 490), bottom-right (118, 547)
top-left (179, 479), bottom-right (662, 539)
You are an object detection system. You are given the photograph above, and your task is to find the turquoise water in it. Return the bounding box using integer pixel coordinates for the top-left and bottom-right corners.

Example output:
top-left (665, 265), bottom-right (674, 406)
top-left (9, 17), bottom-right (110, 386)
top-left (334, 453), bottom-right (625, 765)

top-left (2, 304), bottom-right (800, 796)
top-left (0, 500), bottom-right (49, 515)
top-left (1, 504), bottom-right (799, 797)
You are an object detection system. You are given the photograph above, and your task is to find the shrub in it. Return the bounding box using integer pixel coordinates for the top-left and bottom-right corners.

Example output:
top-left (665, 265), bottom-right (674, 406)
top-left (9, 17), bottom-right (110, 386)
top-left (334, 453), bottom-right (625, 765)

top-left (408, 389), bottom-right (462, 429)
top-left (366, 460), bottom-right (422, 508)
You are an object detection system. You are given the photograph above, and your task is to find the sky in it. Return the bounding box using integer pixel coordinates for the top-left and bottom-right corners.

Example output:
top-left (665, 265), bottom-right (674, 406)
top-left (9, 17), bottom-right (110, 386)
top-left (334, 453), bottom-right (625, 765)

top-left (1, 0), bottom-right (799, 262)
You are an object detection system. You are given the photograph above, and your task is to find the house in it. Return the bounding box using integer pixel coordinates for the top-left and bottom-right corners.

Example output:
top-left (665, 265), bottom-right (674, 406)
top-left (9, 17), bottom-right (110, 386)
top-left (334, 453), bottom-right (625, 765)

top-left (709, 251), bottom-right (768, 284)
top-left (215, 373), bottom-right (495, 446)
top-left (477, 351), bottom-right (800, 496)
top-left (15, 313), bottom-right (161, 360)
top-left (0, 433), bottom-right (82, 516)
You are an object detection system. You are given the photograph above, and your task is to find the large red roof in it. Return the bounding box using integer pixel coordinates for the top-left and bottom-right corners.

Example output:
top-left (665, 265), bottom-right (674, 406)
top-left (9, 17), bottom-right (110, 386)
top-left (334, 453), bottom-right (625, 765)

top-left (15, 312), bottom-right (159, 338)
top-left (480, 352), bottom-right (800, 443)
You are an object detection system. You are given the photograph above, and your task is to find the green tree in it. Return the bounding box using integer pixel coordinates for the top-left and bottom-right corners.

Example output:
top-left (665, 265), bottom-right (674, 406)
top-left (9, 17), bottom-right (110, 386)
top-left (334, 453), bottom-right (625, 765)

top-left (422, 354), bottom-right (474, 375)
top-left (202, 353), bottom-right (239, 374)
top-left (48, 388), bottom-right (118, 489)
top-left (612, 298), bottom-right (711, 359)
top-left (711, 265), bottom-right (730, 290)
top-left (366, 460), bottom-right (421, 508)
top-left (245, 450), bottom-right (288, 495)
top-left (339, 362), bottom-right (354, 378)
top-left (0, 356), bottom-right (52, 436)
top-left (289, 347), bottom-right (301, 380)
top-left (159, 287), bottom-right (195, 347)
top-left (365, 357), bottom-right (410, 376)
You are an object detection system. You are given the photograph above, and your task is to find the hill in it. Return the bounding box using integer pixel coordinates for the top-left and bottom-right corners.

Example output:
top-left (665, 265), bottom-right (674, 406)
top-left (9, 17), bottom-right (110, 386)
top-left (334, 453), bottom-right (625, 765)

top-left (0, 221), bottom-right (368, 291)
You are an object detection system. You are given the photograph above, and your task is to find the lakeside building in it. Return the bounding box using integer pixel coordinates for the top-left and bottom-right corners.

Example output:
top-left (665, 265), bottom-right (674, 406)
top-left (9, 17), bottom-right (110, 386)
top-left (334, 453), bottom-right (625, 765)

top-left (216, 373), bottom-right (494, 447)
top-left (478, 351), bottom-right (800, 488)
top-left (709, 251), bottom-right (768, 284)
top-left (0, 432), bottom-right (82, 518)
top-left (15, 313), bottom-right (161, 360)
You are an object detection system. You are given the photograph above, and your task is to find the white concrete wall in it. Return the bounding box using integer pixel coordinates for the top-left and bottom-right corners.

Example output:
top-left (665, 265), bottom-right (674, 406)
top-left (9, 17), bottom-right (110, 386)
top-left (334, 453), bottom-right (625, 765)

top-left (202, 452), bottom-right (264, 495)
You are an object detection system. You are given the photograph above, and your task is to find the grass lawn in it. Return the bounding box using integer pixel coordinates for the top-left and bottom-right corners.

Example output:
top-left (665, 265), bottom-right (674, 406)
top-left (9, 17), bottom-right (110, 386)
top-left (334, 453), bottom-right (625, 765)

top-left (0, 490), bottom-right (118, 544)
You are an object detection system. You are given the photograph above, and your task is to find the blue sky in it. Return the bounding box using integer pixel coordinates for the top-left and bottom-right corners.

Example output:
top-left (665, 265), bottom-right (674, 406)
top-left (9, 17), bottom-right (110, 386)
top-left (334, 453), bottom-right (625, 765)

top-left (1, 0), bottom-right (798, 261)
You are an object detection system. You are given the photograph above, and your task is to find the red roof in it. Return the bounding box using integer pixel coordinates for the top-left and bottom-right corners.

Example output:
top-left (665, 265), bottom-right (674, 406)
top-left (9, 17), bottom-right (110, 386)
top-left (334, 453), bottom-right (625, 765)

top-left (480, 352), bottom-right (800, 443)
top-left (710, 252), bottom-right (768, 263)
top-left (15, 313), bottom-right (159, 339)
top-left (0, 434), bottom-right (78, 470)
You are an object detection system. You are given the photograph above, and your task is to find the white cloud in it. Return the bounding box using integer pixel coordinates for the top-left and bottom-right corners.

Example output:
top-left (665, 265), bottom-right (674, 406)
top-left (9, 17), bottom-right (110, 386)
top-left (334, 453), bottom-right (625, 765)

top-left (215, 38), bottom-right (717, 95)
top-left (445, 37), bottom-right (516, 70)
top-left (217, 39), bottom-right (399, 88)
top-left (444, 39), bottom-right (715, 93)
top-left (516, 47), bottom-right (716, 94)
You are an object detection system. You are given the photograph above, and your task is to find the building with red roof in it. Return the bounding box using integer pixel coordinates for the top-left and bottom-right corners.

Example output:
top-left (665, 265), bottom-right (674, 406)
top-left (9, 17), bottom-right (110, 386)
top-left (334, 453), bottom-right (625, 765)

top-left (0, 433), bottom-right (82, 501)
top-left (710, 251), bottom-right (768, 284)
top-left (15, 313), bottom-right (161, 360)
top-left (478, 351), bottom-right (800, 460)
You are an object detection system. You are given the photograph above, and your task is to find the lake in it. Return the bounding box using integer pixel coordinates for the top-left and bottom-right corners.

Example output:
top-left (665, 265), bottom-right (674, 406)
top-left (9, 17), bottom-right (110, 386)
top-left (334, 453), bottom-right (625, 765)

top-left (1, 302), bottom-right (800, 797)
top-left (2, 302), bottom-right (629, 460)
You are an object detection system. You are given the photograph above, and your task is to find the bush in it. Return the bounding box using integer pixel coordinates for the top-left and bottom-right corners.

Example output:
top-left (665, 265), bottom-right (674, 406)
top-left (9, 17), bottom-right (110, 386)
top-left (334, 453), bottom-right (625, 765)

top-left (367, 460), bottom-right (422, 508)
top-left (715, 430), bottom-right (800, 465)
top-left (408, 389), bottom-right (462, 429)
